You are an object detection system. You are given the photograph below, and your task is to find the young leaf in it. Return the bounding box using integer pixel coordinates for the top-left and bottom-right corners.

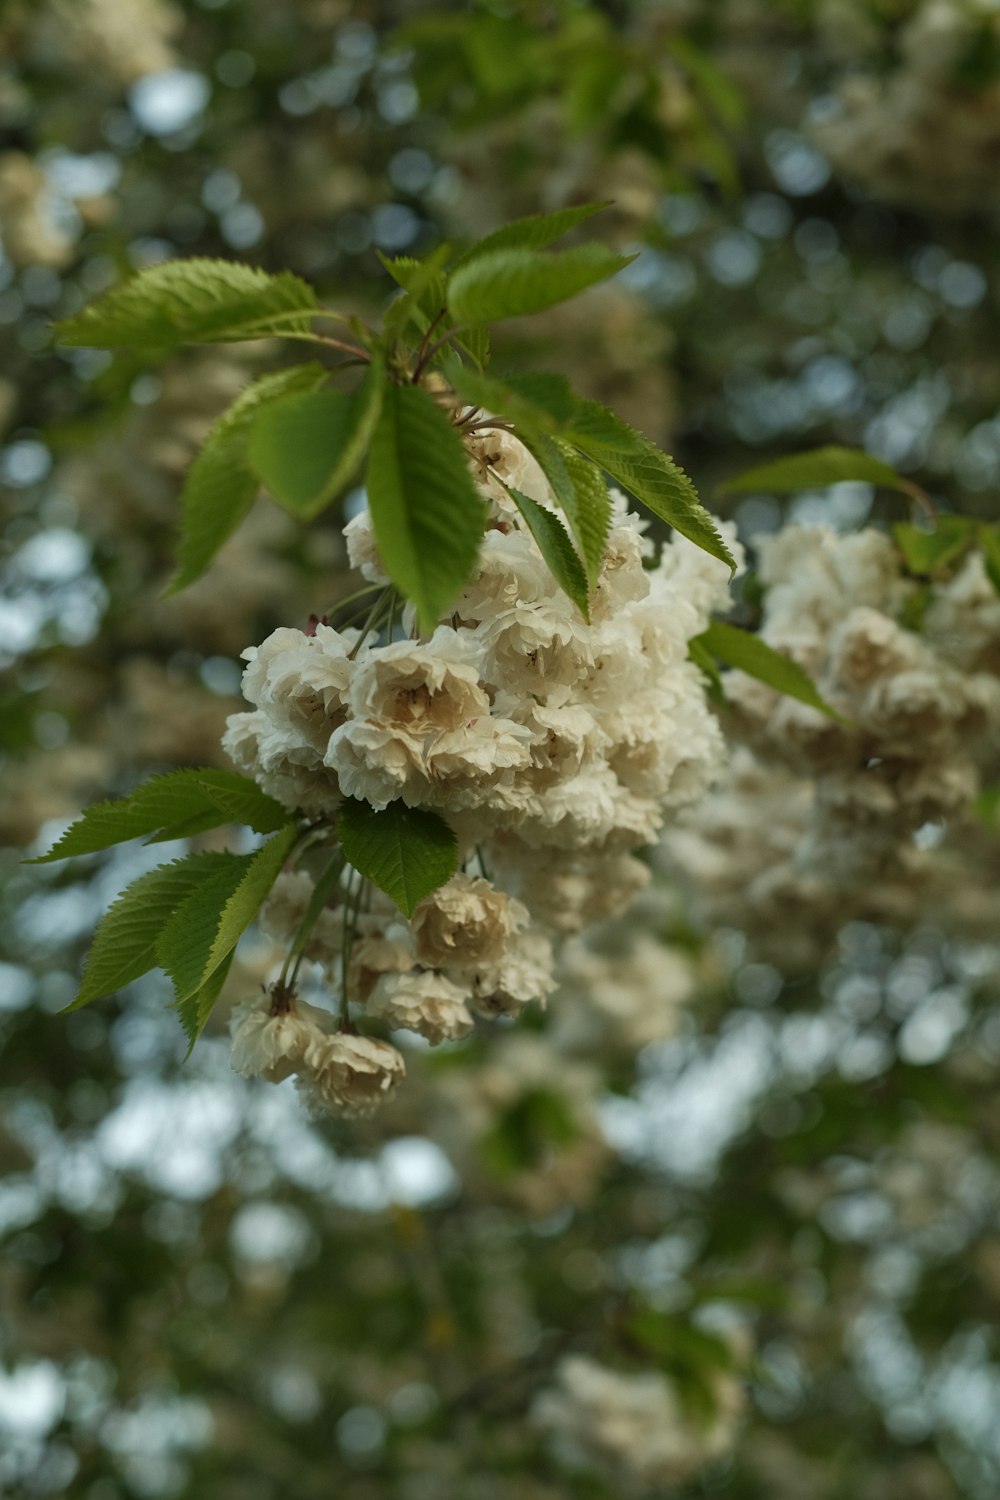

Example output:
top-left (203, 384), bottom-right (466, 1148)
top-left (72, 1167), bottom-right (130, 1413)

top-left (30, 769), bottom-right (291, 864)
top-left (167, 362), bottom-right (328, 592)
top-left (696, 619), bottom-right (845, 721)
top-left (452, 202), bottom-right (609, 267)
top-left (551, 440), bottom-right (613, 584)
top-left (67, 853), bottom-right (236, 1010)
top-left (447, 245), bottom-right (636, 324)
top-left (569, 404), bottom-right (735, 571)
top-left (505, 485), bottom-right (590, 619)
top-left (337, 799), bottom-right (457, 918)
top-left (380, 245), bottom-right (451, 337)
top-left (54, 258), bottom-right (319, 350)
top-left (366, 382), bottom-right (485, 632)
top-left (157, 825), bottom-right (297, 1002)
top-left (892, 517), bottom-right (976, 578)
top-left (248, 356), bottom-right (386, 519)
top-left (176, 949), bottom-right (234, 1054)
top-left (719, 446), bottom-right (912, 496)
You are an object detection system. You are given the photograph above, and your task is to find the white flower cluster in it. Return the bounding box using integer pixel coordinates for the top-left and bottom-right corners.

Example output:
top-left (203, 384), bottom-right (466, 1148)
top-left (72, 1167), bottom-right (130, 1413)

top-left (662, 526), bottom-right (1000, 965)
top-left (532, 1352), bottom-right (745, 1491)
top-left (228, 989), bottom-right (405, 1118)
top-left (224, 426), bottom-right (737, 1110)
top-left (813, 0), bottom-right (1000, 215)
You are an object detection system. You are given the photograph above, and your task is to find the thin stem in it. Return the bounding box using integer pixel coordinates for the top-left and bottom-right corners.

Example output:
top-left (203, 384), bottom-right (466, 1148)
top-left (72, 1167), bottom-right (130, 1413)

top-left (415, 325), bottom-right (471, 377)
top-left (348, 587), bottom-right (391, 658)
top-left (411, 308), bottom-right (448, 383)
top-left (282, 847), bottom-right (346, 992)
top-left (454, 405), bottom-right (483, 428)
top-left (338, 868), bottom-right (367, 1031)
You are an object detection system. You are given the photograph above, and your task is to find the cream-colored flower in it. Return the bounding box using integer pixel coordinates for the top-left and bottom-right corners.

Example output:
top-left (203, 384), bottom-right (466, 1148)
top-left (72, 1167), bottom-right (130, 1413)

top-left (240, 623), bottom-right (359, 753)
top-left (297, 1032), bottom-right (406, 1117)
top-left (228, 991), bottom-right (336, 1083)
top-left (366, 970), bottom-right (474, 1044)
top-left (411, 874), bottom-right (528, 969)
top-left (342, 508), bottom-right (391, 585)
top-left (533, 1353), bottom-right (744, 1487)
top-left (468, 927), bottom-right (556, 1018)
top-left (465, 426), bottom-right (553, 519)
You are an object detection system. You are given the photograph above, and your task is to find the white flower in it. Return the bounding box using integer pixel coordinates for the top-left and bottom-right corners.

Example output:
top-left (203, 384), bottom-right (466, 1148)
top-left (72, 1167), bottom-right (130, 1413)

top-left (228, 991), bottom-right (336, 1083)
top-left (366, 970), bottom-right (474, 1044)
top-left (342, 509), bottom-right (390, 585)
top-left (222, 709), bottom-right (342, 817)
top-left (467, 927), bottom-right (556, 1017)
top-left (466, 426), bottom-right (553, 519)
top-left (296, 1032), bottom-right (406, 1117)
top-left (411, 874), bottom-right (529, 969)
top-left (533, 1354), bottom-right (744, 1487)
top-left (240, 623), bottom-right (360, 753)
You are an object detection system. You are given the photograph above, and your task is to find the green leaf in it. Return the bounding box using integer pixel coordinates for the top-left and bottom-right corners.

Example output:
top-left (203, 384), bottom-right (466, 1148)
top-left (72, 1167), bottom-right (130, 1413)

top-left (452, 202), bottom-right (609, 267)
top-left (54, 258), bottom-right (319, 350)
top-left (157, 825), bottom-right (297, 1003)
top-left (569, 404), bottom-right (735, 571)
top-left (893, 517), bottom-right (977, 578)
top-left (248, 356), bottom-right (386, 519)
top-left (30, 769), bottom-right (291, 863)
top-left (505, 485), bottom-right (590, 619)
top-left (337, 799), bottom-right (457, 918)
top-left (67, 853), bottom-right (235, 1010)
top-left (443, 360), bottom-right (579, 430)
top-left (176, 949), bottom-right (234, 1054)
top-left (720, 445), bottom-right (913, 496)
top-left (697, 619), bottom-right (845, 721)
top-left (978, 523), bottom-right (1000, 595)
top-left (687, 634), bottom-right (723, 693)
top-left (380, 245), bottom-right (451, 337)
top-left (551, 440), bottom-right (613, 584)
top-left (365, 382), bottom-right (485, 632)
top-left (447, 244), bottom-right (636, 324)
top-left (167, 363), bottom-right (327, 592)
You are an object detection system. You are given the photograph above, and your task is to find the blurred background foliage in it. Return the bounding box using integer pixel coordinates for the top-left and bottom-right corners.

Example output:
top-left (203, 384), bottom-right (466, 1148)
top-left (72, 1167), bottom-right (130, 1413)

top-left (2, 0), bottom-right (1000, 1496)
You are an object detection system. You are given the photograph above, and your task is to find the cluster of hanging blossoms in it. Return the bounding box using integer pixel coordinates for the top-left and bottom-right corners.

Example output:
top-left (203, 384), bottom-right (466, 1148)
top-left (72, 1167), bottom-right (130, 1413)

top-left (224, 425), bottom-right (739, 1115)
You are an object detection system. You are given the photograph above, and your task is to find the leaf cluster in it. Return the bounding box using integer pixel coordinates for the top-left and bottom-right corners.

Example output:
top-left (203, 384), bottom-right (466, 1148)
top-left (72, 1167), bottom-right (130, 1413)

top-left (53, 206), bottom-right (734, 632)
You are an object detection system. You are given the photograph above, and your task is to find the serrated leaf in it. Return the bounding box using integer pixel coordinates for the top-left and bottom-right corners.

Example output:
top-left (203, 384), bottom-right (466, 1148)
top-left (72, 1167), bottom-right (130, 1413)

top-left (551, 440), bottom-right (613, 584)
top-left (452, 203), bottom-right (609, 268)
top-left (31, 769), bottom-right (291, 863)
top-left (337, 799), bottom-right (457, 918)
top-left (67, 853), bottom-right (235, 1010)
top-left (697, 619), bottom-right (844, 721)
top-left (720, 446), bottom-right (911, 496)
top-left (176, 949), bottom-right (234, 1054)
top-left (167, 363), bottom-right (327, 592)
top-left (157, 825), bottom-right (297, 1003)
top-left (447, 245), bottom-right (636, 324)
top-left (893, 517), bottom-right (977, 578)
top-left (365, 382), bottom-right (485, 632)
top-left (505, 485), bottom-right (589, 619)
top-left (569, 404), bottom-right (735, 571)
top-left (248, 356), bottom-right (386, 519)
top-left (54, 258), bottom-right (319, 350)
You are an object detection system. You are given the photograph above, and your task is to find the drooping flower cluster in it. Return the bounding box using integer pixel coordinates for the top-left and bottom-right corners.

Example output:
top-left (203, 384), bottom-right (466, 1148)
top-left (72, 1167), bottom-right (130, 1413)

top-left (812, 0), bottom-right (1000, 216)
top-left (662, 525), bottom-right (1000, 967)
top-left (532, 1351), bottom-right (746, 1491)
top-left (225, 425), bottom-right (738, 1111)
